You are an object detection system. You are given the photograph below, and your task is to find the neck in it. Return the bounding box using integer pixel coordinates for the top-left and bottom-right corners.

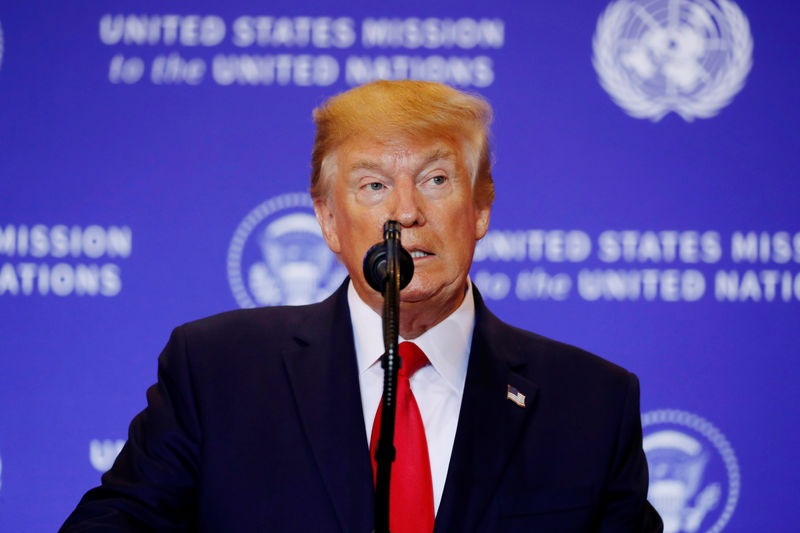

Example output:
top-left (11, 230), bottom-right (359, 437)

top-left (352, 278), bottom-right (470, 340)
top-left (396, 294), bottom-right (466, 339)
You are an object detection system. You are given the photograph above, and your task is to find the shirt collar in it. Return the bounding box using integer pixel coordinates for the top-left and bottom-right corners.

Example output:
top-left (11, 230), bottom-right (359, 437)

top-left (348, 279), bottom-right (474, 394)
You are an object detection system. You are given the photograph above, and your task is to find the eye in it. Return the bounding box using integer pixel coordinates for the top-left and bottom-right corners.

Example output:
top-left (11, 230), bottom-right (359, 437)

top-left (365, 182), bottom-right (384, 191)
top-left (430, 175), bottom-right (447, 185)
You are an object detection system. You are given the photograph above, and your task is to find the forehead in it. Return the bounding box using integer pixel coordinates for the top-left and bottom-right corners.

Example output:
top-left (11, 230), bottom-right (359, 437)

top-left (336, 135), bottom-right (461, 171)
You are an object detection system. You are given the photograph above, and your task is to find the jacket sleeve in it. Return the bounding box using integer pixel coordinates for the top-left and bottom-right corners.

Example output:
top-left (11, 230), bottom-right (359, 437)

top-left (60, 326), bottom-right (202, 532)
top-left (598, 372), bottom-right (663, 533)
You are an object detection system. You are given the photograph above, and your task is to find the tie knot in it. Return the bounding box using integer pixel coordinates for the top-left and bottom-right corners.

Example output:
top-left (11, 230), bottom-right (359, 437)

top-left (399, 342), bottom-right (429, 378)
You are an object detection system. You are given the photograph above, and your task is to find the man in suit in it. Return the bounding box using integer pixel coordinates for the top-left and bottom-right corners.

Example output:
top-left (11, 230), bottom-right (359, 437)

top-left (63, 80), bottom-right (662, 531)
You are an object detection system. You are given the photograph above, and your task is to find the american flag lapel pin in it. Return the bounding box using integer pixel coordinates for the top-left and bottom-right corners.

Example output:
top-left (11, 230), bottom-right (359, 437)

top-left (506, 385), bottom-right (526, 407)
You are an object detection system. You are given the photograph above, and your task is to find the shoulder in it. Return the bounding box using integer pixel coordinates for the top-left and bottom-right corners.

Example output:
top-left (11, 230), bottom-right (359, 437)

top-left (473, 293), bottom-right (635, 395)
top-left (179, 304), bottom-right (311, 340)
top-left (499, 317), bottom-right (629, 379)
top-left (173, 287), bottom-right (343, 349)
top-left (154, 287), bottom-right (347, 382)
top-left (150, 290), bottom-right (348, 402)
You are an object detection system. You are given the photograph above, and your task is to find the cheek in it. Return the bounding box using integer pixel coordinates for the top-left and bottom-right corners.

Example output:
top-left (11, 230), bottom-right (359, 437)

top-left (451, 223), bottom-right (481, 261)
top-left (339, 217), bottom-right (375, 256)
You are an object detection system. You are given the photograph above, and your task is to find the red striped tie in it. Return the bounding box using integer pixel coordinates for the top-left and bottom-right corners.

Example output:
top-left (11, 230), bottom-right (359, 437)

top-left (370, 341), bottom-right (435, 533)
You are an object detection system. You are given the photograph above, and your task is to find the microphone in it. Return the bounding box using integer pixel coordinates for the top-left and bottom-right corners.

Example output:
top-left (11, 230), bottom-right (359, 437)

top-left (362, 221), bottom-right (414, 293)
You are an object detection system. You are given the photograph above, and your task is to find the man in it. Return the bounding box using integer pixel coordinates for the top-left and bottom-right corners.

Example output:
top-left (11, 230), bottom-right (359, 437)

top-left (63, 81), bottom-right (662, 531)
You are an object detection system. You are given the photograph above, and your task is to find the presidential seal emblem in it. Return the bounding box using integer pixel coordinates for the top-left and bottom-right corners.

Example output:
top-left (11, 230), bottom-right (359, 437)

top-left (227, 192), bottom-right (347, 308)
top-left (642, 409), bottom-right (740, 533)
top-left (592, 0), bottom-right (753, 121)
top-left (90, 439), bottom-right (125, 473)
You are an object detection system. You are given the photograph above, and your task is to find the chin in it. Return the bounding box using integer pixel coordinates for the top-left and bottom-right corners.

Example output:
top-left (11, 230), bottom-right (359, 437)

top-left (398, 288), bottom-right (429, 304)
top-left (399, 276), bottom-right (462, 304)
top-left (397, 277), bottom-right (433, 302)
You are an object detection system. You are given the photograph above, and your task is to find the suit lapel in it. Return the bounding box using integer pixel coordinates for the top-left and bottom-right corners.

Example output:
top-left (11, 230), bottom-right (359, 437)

top-left (434, 291), bottom-right (539, 533)
top-left (282, 284), bottom-right (374, 533)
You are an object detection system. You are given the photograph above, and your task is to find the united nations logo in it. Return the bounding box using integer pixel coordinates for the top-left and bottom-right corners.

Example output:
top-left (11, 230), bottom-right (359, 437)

top-left (592, 0), bottom-right (753, 121)
top-left (642, 409), bottom-right (740, 533)
top-left (227, 192), bottom-right (347, 308)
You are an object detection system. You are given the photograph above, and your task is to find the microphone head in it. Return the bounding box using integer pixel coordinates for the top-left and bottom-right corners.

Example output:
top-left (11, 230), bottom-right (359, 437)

top-left (362, 242), bottom-right (414, 293)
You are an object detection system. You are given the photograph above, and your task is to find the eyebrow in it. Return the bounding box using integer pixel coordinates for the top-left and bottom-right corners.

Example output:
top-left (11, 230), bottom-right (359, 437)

top-left (420, 148), bottom-right (456, 167)
top-left (349, 148), bottom-right (456, 172)
top-left (350, 159), bottom-right (382, 171)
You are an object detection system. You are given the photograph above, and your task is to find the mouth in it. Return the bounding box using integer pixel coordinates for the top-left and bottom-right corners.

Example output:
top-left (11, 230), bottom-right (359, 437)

top-left (408, 249), bottom-right (433, 260)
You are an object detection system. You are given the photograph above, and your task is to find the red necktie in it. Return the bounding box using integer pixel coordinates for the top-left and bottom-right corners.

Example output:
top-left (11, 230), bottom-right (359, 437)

top-left (370, 341), bottom-right (435, 533)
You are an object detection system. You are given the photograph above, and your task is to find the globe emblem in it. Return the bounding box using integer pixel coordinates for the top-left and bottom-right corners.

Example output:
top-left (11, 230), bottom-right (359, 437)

top-left (593, 0), bottom-right (753, 121)
top-left (642, 410), bottom-right (740, 533)
top-left (227, 193), bottom-right (347, 307)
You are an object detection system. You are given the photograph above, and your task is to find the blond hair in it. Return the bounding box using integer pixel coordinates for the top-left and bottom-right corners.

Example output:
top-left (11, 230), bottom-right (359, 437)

top-left (310, 80), bottom-right (494, 207)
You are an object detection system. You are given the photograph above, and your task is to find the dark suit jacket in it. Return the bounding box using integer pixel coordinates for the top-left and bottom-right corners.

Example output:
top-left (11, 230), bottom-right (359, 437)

top-left (62, 283), bottom-right (662, 532)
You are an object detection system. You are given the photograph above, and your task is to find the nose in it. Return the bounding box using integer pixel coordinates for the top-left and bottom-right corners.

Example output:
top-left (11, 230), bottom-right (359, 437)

top-left (391, 178), bottom-right (425, 227)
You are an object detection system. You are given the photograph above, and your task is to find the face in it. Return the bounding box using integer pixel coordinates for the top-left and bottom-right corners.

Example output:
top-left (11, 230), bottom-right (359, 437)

top-left (314, 134), bottom-right (490, 320)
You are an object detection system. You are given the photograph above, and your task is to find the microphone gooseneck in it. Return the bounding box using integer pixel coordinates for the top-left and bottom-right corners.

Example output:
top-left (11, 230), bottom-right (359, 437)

top-left (364, 220), bottom-right (414, 533)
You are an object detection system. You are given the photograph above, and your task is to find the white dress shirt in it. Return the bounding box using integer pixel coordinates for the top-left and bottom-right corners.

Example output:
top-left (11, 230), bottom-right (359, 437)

top-left (347, 280), bottom-right (474, 515)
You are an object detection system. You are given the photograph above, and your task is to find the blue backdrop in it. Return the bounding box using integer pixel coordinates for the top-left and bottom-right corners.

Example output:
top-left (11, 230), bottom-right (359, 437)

top-left (1, 1), bottom-right (798, 531)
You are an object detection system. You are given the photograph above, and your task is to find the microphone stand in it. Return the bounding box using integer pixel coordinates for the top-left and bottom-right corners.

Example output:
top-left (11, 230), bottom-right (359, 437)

top-left (374, 221), bottom-right (402, 533)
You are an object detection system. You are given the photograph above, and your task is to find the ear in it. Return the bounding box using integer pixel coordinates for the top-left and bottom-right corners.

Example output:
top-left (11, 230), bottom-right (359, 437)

top-left (474, 204), bottom-right (491, 240)
top-left (314, 198), bottom-right (342, 254)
